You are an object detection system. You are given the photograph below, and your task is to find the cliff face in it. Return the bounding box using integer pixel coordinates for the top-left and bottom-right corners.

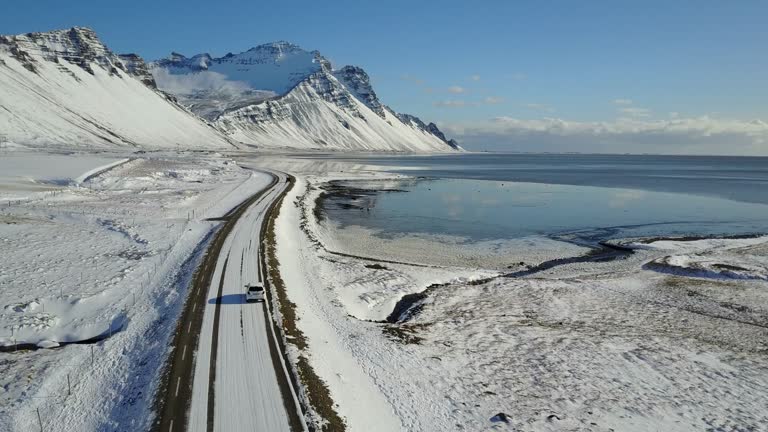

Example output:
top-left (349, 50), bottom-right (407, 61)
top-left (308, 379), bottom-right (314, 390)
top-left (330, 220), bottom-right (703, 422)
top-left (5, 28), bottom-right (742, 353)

top-left (397, 113), bottom-right (461, 150)
top-left (333, 65), bottom-right (386, 118)
top-left (0, 27), bottom-right (117, 74)
top-left (117, 54), bottom-right (157, 88)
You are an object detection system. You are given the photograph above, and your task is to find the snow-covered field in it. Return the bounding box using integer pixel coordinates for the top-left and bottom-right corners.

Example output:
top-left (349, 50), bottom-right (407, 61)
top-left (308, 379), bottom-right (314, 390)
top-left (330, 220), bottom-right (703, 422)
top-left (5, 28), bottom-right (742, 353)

top-left (272, 164), bottom-right (768, 431)
top-left (0, 153), bottom-right (123, 201)
top-left (0, 151), bottom-right (271, 431)
top-left (2, 151), bottom-right (766, 432)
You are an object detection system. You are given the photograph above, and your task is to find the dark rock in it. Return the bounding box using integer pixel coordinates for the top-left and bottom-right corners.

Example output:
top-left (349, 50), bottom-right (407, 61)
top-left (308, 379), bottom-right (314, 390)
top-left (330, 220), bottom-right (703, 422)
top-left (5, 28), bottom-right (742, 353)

top-left (118, 53), bottom-right (157, 88)
top-left (333, 65), bottom-right (386, 118)
top-left (490, 412), bottom-right (512, 423)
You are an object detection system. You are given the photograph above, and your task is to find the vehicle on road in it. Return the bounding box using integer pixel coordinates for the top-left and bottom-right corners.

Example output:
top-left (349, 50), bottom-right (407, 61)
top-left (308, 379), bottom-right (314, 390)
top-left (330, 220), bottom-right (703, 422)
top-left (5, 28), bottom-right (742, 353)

top-left (245, 283), bottom-right (265, 302)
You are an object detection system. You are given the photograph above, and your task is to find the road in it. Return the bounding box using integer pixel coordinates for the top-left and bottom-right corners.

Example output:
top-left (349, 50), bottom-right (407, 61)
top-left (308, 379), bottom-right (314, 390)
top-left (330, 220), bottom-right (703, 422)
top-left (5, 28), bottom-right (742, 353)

top-left (154, 170), bottom-right (303, 432)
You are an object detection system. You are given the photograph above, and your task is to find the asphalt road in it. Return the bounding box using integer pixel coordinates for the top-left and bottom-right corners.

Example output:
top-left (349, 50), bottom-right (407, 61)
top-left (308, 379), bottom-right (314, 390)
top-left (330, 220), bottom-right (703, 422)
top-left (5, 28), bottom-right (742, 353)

top-left (153, 170), bottom-right (303, 432)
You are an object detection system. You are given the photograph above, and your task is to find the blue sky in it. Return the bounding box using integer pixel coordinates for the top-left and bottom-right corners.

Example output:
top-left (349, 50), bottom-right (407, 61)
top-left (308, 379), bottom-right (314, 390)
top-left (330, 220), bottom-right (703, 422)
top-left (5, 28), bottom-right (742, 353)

top-left (3, 0), bottom-right (767, 153)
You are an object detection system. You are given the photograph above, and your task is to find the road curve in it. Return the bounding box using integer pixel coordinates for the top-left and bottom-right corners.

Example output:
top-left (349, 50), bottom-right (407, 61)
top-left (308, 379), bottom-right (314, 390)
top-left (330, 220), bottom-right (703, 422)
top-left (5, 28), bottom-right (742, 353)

top-left (153, 170), bottom-right (303, 432)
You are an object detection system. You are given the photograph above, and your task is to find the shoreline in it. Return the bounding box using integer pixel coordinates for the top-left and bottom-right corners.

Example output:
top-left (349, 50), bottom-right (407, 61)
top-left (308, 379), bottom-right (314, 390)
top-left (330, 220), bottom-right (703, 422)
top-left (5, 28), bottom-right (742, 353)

top-left (270, 166), bottom-right (768, 431)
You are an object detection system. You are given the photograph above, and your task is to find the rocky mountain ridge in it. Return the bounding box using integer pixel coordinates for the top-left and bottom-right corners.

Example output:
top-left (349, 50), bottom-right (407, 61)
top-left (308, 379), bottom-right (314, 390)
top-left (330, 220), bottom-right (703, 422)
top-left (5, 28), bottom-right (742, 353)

top-left (1, 27), bottom-right (144, 81)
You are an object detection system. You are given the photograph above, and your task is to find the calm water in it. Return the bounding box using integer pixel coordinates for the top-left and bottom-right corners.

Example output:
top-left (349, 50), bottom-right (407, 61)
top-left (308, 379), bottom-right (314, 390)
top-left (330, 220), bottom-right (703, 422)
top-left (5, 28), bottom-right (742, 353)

top-left (310, 153), bottom-right (768, 204)
top-left (320, 154), bottom-right (768, 242)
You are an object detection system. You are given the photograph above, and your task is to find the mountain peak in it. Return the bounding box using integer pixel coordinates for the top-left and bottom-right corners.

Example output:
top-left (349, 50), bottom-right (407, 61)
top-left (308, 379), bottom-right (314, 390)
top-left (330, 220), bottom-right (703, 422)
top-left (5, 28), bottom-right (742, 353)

top-left (0, 26), bottom-right (124, 76)
top-left (248, 40), bottom-right (304, 52)
top-left (333, 65), bottom-right (384, 118)
top-left (65, 26), bottom-right (97, 36)
top-left (151, 41), bottom-right (325, 95)
top-left (242, 41), bottom-right (313, 64)
top-left (3, 26), bottom-right (106, 54)
top-left (146, 40), bottom-right (459, 151)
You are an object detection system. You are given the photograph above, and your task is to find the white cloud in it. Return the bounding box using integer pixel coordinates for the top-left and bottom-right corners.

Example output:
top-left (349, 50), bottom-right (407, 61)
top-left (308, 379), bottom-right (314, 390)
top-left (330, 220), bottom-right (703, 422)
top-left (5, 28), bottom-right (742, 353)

top-left (152, 69), bottom-right (261, 97)
top-left (400, 74), bottom-right (426, 85)
top-left (435, 97), bottom-right (503, 107)
top-left (442, 116), bottom-right (768, 155)
top-left (507, 72), bottom-right (527, 80)
top-left (610, 99), bottom-right (651, 118)
top-left (448, 85), bottom-right (466, 94)
top-left (524, 103), bottom-right (554, 113)
top-left (470, 74), bottom-right (481, 81)
top-left (434, 100), bottom-right (470, 108)
top-left (619, 107), bottom-right (652, 117)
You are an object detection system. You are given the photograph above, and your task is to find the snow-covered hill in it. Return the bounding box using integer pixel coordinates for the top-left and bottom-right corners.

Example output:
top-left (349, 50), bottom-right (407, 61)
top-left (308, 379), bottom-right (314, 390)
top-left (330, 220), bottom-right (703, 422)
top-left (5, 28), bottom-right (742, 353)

top-left (151, 42), bottom-right (461, 152)
top-left (0, 27), bottom-right (233, 151)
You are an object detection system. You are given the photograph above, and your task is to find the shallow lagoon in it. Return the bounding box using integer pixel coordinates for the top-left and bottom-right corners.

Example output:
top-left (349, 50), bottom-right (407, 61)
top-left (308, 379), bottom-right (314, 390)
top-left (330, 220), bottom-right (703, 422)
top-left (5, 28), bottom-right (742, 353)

top-left (324, 178), bottom-right (768, 243)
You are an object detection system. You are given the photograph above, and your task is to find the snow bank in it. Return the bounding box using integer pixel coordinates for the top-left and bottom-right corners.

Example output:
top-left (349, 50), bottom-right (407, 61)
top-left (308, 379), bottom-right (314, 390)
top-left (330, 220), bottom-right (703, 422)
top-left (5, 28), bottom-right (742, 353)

top-left (73, 158), bottom-right (130, 184)
top-left (640, 236), bottom-right (768, 281)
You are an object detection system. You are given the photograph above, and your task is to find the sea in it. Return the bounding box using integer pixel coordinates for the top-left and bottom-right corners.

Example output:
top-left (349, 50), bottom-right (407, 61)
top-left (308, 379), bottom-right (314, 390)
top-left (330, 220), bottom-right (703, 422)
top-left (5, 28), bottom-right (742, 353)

top-left (317, 153), bottom-right (768, 243)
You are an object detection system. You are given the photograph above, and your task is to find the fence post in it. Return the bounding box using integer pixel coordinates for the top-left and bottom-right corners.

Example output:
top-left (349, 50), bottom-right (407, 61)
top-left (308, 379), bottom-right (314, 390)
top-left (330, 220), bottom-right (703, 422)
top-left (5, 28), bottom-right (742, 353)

top-left (36, 407), bottom-right (43, 432)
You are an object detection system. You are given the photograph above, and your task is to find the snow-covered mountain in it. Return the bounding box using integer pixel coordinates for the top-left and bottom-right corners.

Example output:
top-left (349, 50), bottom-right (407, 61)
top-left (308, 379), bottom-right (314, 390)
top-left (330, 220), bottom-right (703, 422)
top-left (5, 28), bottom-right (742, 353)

top-left (151, 42), bottom-right (461, 152)
top-left (0, 27), bottom-right (234, 150)
top-left (0, 27), bottom-right (459, 153)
